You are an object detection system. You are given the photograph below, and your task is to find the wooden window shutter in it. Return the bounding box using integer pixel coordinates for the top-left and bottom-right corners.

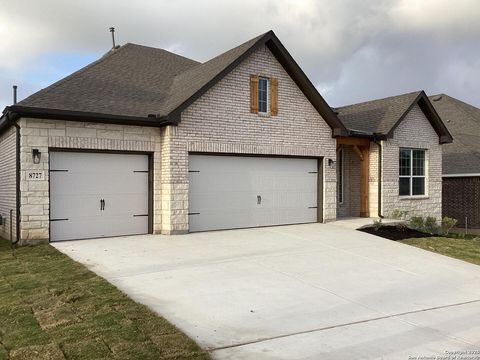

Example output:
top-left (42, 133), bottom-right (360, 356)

top-left (250, 74), bottom-right (259, 113)
top-left (270, 77), bottom-right (278, 116)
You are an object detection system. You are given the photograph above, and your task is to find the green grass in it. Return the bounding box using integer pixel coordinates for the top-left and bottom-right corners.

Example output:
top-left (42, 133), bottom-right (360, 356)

top-left (0, 238), bottom-right (210, 360)
top-left (400, 235), bottom-right (480, 265)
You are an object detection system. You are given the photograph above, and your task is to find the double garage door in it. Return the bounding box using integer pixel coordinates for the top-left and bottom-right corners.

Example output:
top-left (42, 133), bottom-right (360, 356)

top-left (189, 155), bottom-right (320, 232)
top-left (49, 152), bottom-right (319, 241)
top-left (50, 152), bottom-right (149, 242)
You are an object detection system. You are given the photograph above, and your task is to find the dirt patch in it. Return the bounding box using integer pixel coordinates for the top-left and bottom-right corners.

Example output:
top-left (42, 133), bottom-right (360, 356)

top-left (359, 224), bottom-right (435, 241)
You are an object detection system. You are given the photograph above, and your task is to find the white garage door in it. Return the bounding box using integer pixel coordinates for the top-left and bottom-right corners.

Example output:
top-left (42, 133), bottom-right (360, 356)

top-left (189, 155), bottom-right (319, 232)
top-left (50, 152), bottom-right (149, 242)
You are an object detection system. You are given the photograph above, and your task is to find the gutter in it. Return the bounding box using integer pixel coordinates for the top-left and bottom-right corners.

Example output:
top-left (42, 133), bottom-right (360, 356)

top-left (4, 105), bottom-right (176, 129)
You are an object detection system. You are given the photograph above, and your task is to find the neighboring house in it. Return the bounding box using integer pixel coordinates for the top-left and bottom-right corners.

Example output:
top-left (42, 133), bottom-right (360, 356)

top-left (0, 31), bottom-right (452, 244)
top-left (429, 94), bottom-right (480, 230)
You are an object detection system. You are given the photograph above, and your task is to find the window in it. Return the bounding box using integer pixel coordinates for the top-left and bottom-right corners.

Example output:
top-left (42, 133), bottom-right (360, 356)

top-left (258, 77), bottom-right (269, 113)
top-left (399, 148), bottom-right (426, 196)
top-left (337, 149), bottom-right (344, 203)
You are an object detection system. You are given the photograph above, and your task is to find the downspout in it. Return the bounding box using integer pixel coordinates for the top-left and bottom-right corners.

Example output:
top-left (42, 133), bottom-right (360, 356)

top-left (373, 137), bottom-right (383, 218)
top-left (7, 112), bottom-right (21, 245)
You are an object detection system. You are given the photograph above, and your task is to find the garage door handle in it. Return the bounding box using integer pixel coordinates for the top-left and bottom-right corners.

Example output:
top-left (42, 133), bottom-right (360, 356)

top-left (100, 199), bottom-right (105, 211)
top-left (257, 195), bottom-right (262, 205)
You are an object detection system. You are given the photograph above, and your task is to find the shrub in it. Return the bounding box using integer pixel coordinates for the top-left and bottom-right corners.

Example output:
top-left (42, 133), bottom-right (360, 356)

top-left (424, 216), bottom-right (438, 234)
top-left (409, 216), bottom-right (425, 230)
top-left (373, 218), bottom-right (383, 231)
top-left (390, 209), bottom-right (408, 220)
top-left (441, 217), bottom-right (457, 235)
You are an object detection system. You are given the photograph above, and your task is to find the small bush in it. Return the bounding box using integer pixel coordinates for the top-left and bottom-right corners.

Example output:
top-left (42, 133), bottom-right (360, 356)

top-left (373, 218), bottom-right (383, 231)
top-left (424, 216), bottom-right (438, 234)
top-left (390, 209), bottom-right (408, 220)
top-left (441, 217), bottom-right (458, 235)
top-left (409, 216), bottom-right (425, 230)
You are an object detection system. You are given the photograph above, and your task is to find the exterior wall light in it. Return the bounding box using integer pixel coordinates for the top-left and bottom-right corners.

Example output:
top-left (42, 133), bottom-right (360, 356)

top-left (328, 158), bottom-right (336, 168)
top-left (32, 149), bottom-right (41, 164)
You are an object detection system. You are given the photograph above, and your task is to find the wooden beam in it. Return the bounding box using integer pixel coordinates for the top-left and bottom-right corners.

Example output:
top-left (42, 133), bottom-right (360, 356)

top-left (336, 137), bottom-right (371, 146)
top-left (352, 145), bottom-right (364, 161)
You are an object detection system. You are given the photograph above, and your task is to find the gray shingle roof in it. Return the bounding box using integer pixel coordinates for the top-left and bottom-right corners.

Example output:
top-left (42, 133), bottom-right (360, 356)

top-left (429, 94), bottom-right (480, 175)
top-left (16, 32), bottom-right (268, 119)
top-left (334, 91), bottom-right (422, 135)
top-left (4, 30), bottom-right (345, 133)
top-left (19, 44), bottom-right (200, 117)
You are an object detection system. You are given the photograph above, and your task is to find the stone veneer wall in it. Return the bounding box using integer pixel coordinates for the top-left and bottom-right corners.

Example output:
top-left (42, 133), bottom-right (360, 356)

top-left (18, 118), bottom-right (162, 244)
top-left (0, 126), bottom-right (17, 241)
top-left (381, 104), bottom-right (442, 220)
top-left (161, 45), bottom-right (337, 233)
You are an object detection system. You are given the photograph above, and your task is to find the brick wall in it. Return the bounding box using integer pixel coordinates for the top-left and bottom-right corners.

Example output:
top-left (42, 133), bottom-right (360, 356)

top-left (0, 126), bottom-right (17, 241)
top-left (161, 45), bottom-right (337, 233)
top-left (443, 177), bottom-right (480, 229)
top-left (18, 118), bottom-right (162, 244)
top-left (381, 104), bottom-right (443, 220)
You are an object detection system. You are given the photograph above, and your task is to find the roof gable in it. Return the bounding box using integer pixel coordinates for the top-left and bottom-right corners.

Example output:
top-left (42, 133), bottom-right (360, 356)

top-left (335, 91), bottom-right (453, 143)
top-left (158, 31), bottom-right (345, 133)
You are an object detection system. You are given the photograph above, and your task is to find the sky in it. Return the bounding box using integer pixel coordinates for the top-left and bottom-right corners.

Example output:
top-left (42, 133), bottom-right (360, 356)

top-left (1, 0), bottom-right (480, 111)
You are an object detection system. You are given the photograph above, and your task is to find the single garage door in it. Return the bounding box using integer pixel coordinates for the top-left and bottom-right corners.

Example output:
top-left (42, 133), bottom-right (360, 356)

top-left (50, 152), bottom-right (149, 241)
top-left (189, 155), bottom-right (319, 232)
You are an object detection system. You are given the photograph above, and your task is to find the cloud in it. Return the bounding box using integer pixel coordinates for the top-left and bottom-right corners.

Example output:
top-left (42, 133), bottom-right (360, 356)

top-left (1, 0), bottom-right (479, 110)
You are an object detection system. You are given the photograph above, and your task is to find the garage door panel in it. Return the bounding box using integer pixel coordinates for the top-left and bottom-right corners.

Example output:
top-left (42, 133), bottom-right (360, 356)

top-left (189, 155), bottom-right (319, 232)
top-left (50, 152), bottom-right (149, 241)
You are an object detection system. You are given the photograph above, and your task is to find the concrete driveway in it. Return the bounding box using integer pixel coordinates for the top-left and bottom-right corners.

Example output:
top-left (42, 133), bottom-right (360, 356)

top-left (53, 223), bottom-right (480, 359)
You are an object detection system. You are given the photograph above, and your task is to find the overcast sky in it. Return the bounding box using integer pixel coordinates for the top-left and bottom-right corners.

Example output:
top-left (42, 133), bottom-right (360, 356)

top-left (1, 0), bottom-right (480, 111)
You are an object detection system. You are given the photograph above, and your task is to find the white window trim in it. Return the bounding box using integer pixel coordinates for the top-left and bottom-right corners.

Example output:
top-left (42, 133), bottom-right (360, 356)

top-left (258, 76), bottom-right (269, 115)
top-left (338, 148), bottom-right (344, 204)
top-left (399, 148), bottom-right (426, 197)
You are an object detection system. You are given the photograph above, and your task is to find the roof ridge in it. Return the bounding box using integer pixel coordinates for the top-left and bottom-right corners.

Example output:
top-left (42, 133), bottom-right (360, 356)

top-left (336, 90), bottom-right (422, 110)
top-left (171, 31), bottom-right (268, 81)
top-left (124, 42), bottom-right (200, 64)
top-left (18, 45), bottom-right (129, 105)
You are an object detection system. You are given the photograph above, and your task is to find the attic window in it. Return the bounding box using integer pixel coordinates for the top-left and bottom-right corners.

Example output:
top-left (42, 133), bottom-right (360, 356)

top-left (250, 75), bottom-right (278, 116)
top-left (258, 77), bottom-right (269, 113)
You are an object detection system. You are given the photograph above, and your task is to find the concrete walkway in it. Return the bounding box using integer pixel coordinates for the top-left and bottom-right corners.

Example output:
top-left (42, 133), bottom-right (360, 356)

top-left (53, 223), bottom-right (480, 359)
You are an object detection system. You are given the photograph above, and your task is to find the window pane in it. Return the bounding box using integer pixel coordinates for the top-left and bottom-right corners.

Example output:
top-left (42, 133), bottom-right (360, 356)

top-left (412, 150), bottom-right (425, 176)
top-left (258, 78), bottom-right (268, 113)
top-left (399, 149), bottom-right (411, 176)
top-left (412, 177), bottom-right (425, 195)
top-left (399, 177), bottom-right (410, 196)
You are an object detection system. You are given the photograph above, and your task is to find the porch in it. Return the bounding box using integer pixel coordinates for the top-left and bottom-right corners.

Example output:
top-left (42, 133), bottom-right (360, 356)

top-left (336, 137), bottom-right (374, 218)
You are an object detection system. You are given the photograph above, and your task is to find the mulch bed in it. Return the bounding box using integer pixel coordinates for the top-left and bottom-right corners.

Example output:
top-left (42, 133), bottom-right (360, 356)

top-left (359, 224), bottom-right (435, 241)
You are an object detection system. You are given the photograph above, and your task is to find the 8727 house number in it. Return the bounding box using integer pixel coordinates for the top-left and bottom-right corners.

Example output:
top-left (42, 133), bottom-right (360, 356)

top-left (27, 171), bottom-right (45, 181)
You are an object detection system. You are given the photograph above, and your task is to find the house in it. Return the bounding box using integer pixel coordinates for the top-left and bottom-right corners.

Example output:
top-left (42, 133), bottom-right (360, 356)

top-left (0, 31), bottom-right (452, 244)
top-left (335, 91), bottom-right (452, 220)
top-left (429, 94), bottom-right (480, 230)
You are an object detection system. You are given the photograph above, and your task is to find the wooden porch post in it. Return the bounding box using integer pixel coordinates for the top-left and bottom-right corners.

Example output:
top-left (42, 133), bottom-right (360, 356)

top-left (360, 146), bottom-right (369, 217)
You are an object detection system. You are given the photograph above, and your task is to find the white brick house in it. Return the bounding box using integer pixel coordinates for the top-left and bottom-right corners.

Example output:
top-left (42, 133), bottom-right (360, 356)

top-left (0, 31), bottom-right (452, 244)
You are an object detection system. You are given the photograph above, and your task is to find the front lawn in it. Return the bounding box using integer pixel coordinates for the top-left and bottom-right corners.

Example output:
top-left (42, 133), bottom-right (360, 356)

top-left (400, 236), bottom-right (480, 266)
top-left (0, 238), bottom-right (210, 360)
